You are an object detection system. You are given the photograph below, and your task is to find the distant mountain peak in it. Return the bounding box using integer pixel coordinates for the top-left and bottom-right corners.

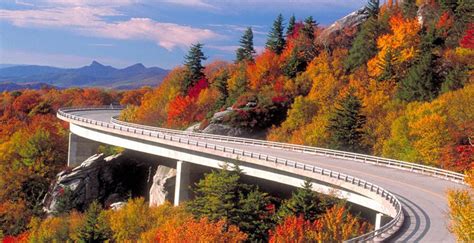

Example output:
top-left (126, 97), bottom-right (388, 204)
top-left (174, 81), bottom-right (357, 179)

top-left (126, 63), bottom-right (146, 69)
top-left (90, 60), bottom-right (104, 67)
top-left (0, 61), bottom-right (170, 90)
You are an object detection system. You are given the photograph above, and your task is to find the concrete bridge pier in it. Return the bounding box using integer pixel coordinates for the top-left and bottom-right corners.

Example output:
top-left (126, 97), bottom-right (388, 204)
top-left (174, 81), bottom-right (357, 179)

top-left (68, 133), bottom-right (101, 168)
top-left (375, 213), bottom-right (384, 230)
top-left (174, 160), bottom-right (190, 206)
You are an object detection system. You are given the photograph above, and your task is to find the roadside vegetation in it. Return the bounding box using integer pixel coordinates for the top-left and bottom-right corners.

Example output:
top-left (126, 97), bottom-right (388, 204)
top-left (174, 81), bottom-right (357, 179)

top-left (3, 165), bottom-right (371, 242)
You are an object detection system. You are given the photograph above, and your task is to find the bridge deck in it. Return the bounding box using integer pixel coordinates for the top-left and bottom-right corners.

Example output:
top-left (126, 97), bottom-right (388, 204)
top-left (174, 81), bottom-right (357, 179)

top-left (68, 109), bottom-right (466, 242)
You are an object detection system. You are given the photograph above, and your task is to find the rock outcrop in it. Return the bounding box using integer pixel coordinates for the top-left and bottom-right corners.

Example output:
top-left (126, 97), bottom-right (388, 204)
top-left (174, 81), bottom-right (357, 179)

top-left (149, 165), bottom-right (176, 206)
top-left (192, 107), bottom-right (267, 139)
top-left (317, 6), bottom-right (370, 45)
top-left (43, 151), bottom-right (173, 214)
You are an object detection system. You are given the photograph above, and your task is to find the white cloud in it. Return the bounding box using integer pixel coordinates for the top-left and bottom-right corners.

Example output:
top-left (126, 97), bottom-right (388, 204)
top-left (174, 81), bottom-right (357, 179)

top-left (94, 18), bottom-right (220, 50)
top-left (0, 7), bottom-right (117, 28)
top-left (0, 6), bottom-right (220, 50)
top-left (15, 0), bottom-right (35, 7)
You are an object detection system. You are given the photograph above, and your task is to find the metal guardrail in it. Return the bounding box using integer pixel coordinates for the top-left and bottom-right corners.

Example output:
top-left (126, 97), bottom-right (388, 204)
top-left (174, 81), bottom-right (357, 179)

top-left (58, 107), bottom-right (404, 242)
top-left (109, 116), bottom-right (466, 184)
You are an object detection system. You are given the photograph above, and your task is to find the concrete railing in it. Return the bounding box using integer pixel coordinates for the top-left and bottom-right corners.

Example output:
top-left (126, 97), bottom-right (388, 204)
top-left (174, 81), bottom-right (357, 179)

top-left (110, 116), bottom-right (466, 184)
top-left (58, 107), bottom-right (405, 242)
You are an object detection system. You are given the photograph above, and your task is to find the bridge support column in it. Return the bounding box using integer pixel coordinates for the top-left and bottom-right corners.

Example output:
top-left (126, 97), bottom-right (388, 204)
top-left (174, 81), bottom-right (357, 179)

top-left (375, 213), bottom-right (384, 230)
top-left (68, 133), bottom-right (101, 168)
top-left (174, 160), bottom-right (190, 206)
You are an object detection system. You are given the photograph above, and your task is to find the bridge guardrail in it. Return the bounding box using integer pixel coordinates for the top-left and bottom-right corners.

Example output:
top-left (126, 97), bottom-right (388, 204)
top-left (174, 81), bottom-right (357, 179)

top-left (109, 115), bottom-right (465, 184)
top-left (58, 107), bottom-right (404, 242)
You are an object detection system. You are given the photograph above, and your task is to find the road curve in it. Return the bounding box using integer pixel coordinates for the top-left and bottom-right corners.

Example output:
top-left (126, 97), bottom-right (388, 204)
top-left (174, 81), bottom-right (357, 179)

top-left (65, 109), bottom-right (467, 242)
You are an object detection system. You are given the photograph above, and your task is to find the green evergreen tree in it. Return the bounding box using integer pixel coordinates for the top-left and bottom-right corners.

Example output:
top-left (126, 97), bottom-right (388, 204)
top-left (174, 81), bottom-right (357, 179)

top-left (327, 89), bottom-right (366, 153)
top-left (54, 187), bottom-right (77, 216)
top-left (226, 63), bottom-right (249, 105)
top-left (183, 43), bottom-right (207, 91)
top-left (286, 14), bottom-right (296, 37)
top-left (302, 16), bottom-right (317, 41)
top-left (446, 0), bottom-right (474, 47)
top-left (402, 0), bottom-right (418, 19)
top-left (397, 53), bottom-right (438, 101)
top-left (282, 47), bottom-right (305, 78)
top-left (398, 29), bottom-right (441, 102)
top-left (236, 27), bottom-right (256, 63)
top-left (211, 68), bottom-right (230, 107)
top-left (77, 201), bottom-right (111, 243)
top-left (266, 14), bottom-right (286, 54)
top-left (187, 164), bottom-right (272, 241)
top-left (278, 179), bottom-right (339, 222)
top-left (345, 16), bottom-right (379, 72)
top-left (377, 48), bottom-right (396, 81)
top-left (237, 189), bottom-right (274, 242)
top-left (441, 66), bottom-right (469, 93)
top-left (440, 0), bottom-right (459, 12)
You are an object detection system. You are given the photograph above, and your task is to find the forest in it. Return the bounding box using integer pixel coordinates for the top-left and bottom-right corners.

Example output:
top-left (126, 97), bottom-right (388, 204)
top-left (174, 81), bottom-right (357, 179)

top-left (0, 0), bottom-right (473, 242)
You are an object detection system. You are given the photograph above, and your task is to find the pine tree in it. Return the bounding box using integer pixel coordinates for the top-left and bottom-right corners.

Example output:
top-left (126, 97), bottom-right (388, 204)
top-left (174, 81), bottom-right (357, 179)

top-left (398, 29), bottom-right (441, 102)
top-left (187, 164), bottom-right (272, 241)
top-left (266, 14), bottom-right (286, 54)
top-left (345, 16), bottom-right (379, 72)
top-left (286, 14), bottom-right (296, 37)
top-left (377, 48), bottom-right (396, 82)
top-left (54, 186), bottom-right (76, 215)
top-left (236, 27), bottom-right (256, 63)
top-left (327, 89), bottom-right (366, 153)
top-left (212, 69), bottom-right (230, 107)
top-left (446, 0), bottom-right (474, 47)
top-left (441, 66), bottom-right (469, 93)
top-left (402, 0), bottom-right (418, 19)
top-left (282, 47), bottom-right (305, 78)
top-left (440, 0), bottom-right (459, 12)
top-left (77, 201), bottom-right (111, 243)
top-left (237, 189), bottom-right (274, 241)
top-left (183, 43), bottom-right (207, 91)
top-left (302, 16), bottom-right (317, 41)
top-left (278, 179), bottom-right (338, 222)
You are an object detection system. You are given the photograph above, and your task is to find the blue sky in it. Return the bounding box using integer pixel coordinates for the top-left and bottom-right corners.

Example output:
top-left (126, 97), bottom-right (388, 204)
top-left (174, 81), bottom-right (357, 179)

top-left (0, 0), bottom-right (366, 69)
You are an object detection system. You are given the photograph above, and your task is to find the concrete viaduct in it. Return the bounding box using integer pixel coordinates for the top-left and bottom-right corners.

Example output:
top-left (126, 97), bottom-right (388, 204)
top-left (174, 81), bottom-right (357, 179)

top-left (58, 107), bottom-right (466, 242)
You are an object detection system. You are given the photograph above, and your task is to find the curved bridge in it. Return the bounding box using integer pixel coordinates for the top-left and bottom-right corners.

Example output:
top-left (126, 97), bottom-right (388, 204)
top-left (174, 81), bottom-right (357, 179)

top-left (58, 107), bottom-right (466, 242)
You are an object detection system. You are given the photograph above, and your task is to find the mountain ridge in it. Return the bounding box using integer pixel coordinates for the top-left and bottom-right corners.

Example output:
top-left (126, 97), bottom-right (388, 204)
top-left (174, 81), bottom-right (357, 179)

top-left (0, 61), bottom-right (169, 90)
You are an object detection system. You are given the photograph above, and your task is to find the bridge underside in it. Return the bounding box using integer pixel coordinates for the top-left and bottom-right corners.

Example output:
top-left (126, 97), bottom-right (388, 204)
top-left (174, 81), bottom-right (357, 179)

top-left (68, 123), bottom-right (394, 221)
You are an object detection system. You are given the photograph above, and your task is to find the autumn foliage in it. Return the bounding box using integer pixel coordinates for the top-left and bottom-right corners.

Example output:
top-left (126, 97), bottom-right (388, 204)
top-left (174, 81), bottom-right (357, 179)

top-left (269, 206), bottom-right (371, 242)
top-left (0, 88), bottom-right (138, 237)
top-left (155, 218), bottom-right (247, 242)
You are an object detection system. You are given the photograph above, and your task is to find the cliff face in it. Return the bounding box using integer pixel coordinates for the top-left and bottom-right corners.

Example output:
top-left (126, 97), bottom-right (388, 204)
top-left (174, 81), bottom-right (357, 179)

top-left (317, 6), bottom-right (370, 45)
top-left (43, 152), bottom-right (176, 214)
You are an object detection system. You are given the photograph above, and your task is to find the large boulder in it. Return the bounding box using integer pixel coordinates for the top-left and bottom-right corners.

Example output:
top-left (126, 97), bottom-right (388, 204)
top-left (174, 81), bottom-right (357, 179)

top-left (43, 152), bottom-right (168, 214)
top-left (317, 6), bottom-right (370, 45)
top-left (193, 107), bottom-right (267, 139)
top-left (149, 165), bottom-right (177, 206)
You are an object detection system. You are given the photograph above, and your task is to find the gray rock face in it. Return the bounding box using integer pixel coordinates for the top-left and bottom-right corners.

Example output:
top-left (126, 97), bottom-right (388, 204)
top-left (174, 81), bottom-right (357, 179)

top-left (191, 107), bottom-right (265, 138)
top-left (149, 165), bottom-right (176, 206)
top-left (201, 123), bottom-right (252, 137)
top-left (43, 152), bottom-right (163, 214)
top-left (318, 6), bottom-right (370, 45)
